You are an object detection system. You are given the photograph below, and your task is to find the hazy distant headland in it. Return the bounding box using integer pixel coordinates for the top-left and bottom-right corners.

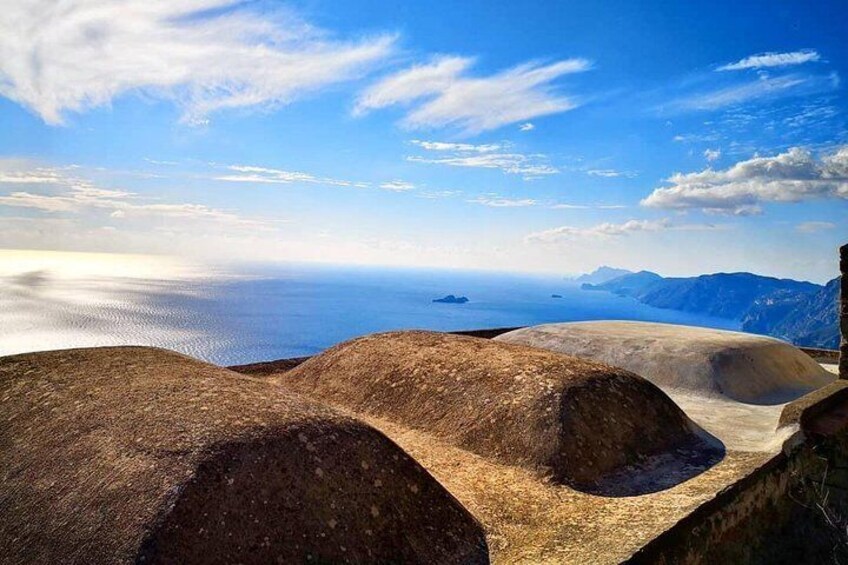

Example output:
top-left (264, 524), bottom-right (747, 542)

top-left (580, 266), bottom-right (840, 349)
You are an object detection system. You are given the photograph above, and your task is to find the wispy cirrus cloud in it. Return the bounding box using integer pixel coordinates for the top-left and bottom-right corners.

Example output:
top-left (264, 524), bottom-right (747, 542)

top-left (355, 56), bottom-right (591, 133)
top-left (795, 221), bottom-right (835, 233)
top-left (526, 218), bottom-right (723, 242)
top-left (466, 197), bottom-right (627, 210)
top-left (0, 160), bottom-right (274, 229)
top-left (550, 203), bottom-right (628, 210)
top-left (673, 133), bottom-right (722, 144)
top-left (0, 0), bottom-right (394, 125)
top-left (586, 168), bottom-right (638, 178)
top-left (670, 96), bottom-right (844, 160)
top-left (782, 102), bottom-right (840, 129)
top-left (415, 189), bottom-right (463, 200)
top-left (667, 73), bottom-right (837, 113)
top-left (214, 165), bottom-right (369, 188)
top-left (410, 140), bottom-right (501, 153)
top-left (379, 180), bottom-right (416, 192)
top-left (717, 49), bottom-right (821, 72)
top-left (642, 146), bottom-right (848, 215)
top-left (408, 139), bottom-right (558, 178)
top-left (467, 196), bottom-right (537, 208)
top-left (215, 164), bottom-right (419, 192)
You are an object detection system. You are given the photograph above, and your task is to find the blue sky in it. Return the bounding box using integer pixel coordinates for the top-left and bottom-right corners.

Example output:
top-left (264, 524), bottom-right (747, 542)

top-left (0, 0), bottom-right (846, 282)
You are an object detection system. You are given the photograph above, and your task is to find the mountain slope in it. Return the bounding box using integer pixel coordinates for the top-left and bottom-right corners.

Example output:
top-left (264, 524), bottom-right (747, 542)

top-left (742, 277), bottom-right (840, 349)
top-left (637, 273), bottom-right (820, 320)
top-left (582, 270), bottom-right (838, 348)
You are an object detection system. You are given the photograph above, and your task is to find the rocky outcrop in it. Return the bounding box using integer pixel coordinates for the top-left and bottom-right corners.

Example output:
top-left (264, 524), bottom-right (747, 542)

top-left (0, 347), bottom-right (488, 565)
top-left (433, 294), bottom-right (469, 304)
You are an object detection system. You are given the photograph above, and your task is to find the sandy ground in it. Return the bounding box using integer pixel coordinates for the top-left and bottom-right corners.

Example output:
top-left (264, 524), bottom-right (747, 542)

top-left (347, 413), bottom-right (772, 564)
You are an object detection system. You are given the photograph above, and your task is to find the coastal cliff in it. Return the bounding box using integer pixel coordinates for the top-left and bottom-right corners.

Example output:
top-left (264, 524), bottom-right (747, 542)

top-left (583, 271), bottom-right (839, 348)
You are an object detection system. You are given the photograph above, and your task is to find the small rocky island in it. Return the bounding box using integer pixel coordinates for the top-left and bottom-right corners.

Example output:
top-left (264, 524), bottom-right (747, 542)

top-left (433, 294), bottom-right (469, 304)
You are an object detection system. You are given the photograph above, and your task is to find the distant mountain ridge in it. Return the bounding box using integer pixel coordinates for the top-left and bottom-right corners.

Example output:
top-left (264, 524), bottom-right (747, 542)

top-left (582, 270), bottom-right (839, 348)
top-left (574, 266), bottom-right (632, 285)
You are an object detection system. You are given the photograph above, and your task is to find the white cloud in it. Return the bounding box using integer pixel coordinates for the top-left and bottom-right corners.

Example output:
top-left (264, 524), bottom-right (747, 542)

top-left (408, 139), bottom-right (557, 177)
top-left (356, 56), bottom-right (591, 133)
top-left (586, 168), bottom-right (637, 178)
top-left (551, 203), bottom-right (628, 210)
top-left (355, 56), bottom-right (472, 113)
top-left (0, 161), bottom-right (273, 229)
top-left (717, 50), bottom-right (820, 72)
top-left (0, 1), bottom-right (394, 124)
top-left (664, 72), bottom-right (838, 114)
top-left (0, 191), bottom-right (79, 213)
top-left (0, 170), bottom-right (65, 184)
top-left (468, 196), bottom-right (536, 208)
top-left (642, 146), bottom-right (848, 215)
top-left (214, 165), bottom-right (368, 188)
top-left (783, 103), bottom-right (839, 129)
top-left (408, 153), bottom-right (557, 177)
top-left (416, 189), bottom-right (462, 200)
top-left (526, 219), bottom-right (671, 242)
top-left (674, 75), bottom-right (808, 111)
top-left (410, 140), bottom-right (501, 152)
top-left (704, 148), bottom-right (721, 162)
top-left (795, 221), bottom-right (835, 233)
top-left (673, 133), bottom-right (721, 143)
top-left (519, 122), bottom-right (535, 131)
top-left (526, 218), bottom-right (722, 242)
top-left (379, 180), bottom-right (415, 192)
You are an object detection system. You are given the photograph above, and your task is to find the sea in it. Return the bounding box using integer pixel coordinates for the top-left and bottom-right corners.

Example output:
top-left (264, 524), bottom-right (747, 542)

top-left (0, 261), bottom-right (739, 366)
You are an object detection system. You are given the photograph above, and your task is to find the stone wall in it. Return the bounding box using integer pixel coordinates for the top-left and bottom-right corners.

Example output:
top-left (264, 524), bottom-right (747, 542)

top-left (840, 243), bottom-right (848, 379)
top-left (625, 386), bottom-right (848, 564)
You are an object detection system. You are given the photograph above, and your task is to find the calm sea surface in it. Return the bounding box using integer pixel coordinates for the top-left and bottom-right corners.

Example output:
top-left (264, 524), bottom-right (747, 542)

top-left (0, 263), bottom-right (739, 365)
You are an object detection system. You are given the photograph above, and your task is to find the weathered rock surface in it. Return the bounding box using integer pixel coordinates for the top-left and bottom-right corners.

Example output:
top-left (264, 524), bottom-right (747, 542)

top-left (497, 321), bottom-right (833, 405)
top-left (276, 331), bottom-right (721, 493)
top-left (0, 346), bottom-right (488, 565)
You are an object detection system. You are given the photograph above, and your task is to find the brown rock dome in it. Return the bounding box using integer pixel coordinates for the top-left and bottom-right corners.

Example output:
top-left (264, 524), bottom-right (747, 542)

top-left (276, 331), bottom-right (722, 493)
top-left (496, 321), bottom-right (834, 405)
top-left (0, 346), bottom-right (488, 565)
